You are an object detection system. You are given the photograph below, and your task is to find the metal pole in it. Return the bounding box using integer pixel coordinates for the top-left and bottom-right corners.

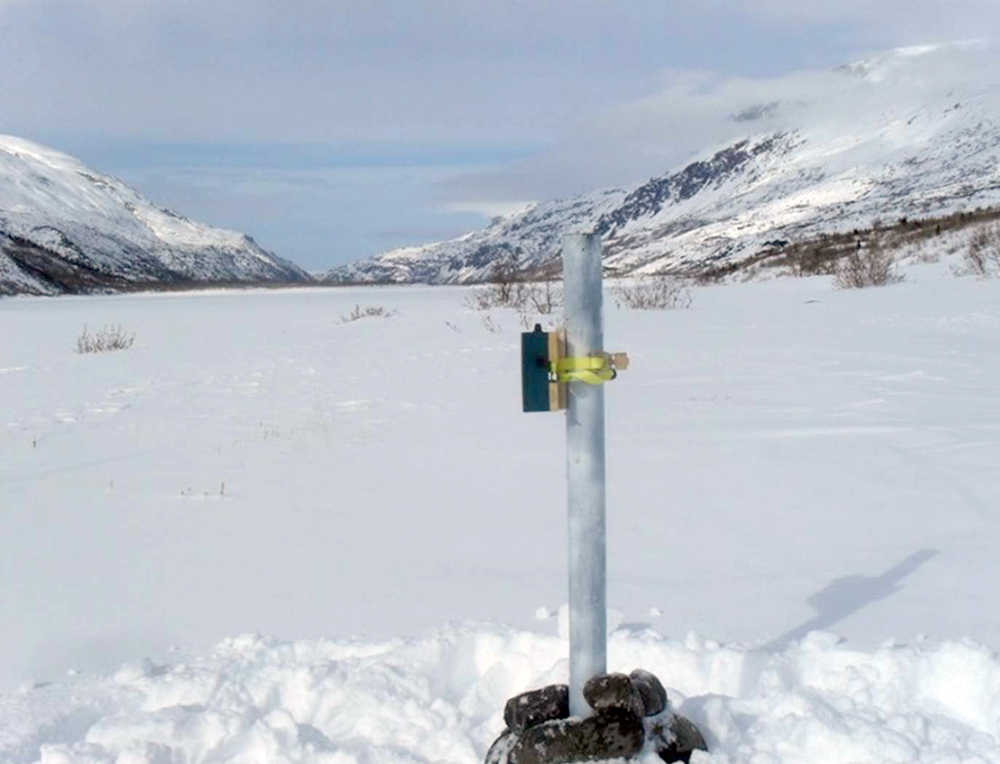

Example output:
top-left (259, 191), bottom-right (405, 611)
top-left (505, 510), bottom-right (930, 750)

top-left (562, 232), bottom-right (607, 717)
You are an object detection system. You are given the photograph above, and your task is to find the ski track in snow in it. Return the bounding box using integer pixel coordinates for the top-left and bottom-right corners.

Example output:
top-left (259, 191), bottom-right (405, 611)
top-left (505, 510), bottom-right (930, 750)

top-left (1, 262), bottom-right (1000, 761)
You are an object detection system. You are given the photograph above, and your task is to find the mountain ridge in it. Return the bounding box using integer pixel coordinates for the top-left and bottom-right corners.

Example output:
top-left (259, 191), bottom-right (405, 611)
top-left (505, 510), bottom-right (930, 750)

top-left (324, 43), bottom-right (1000, 284)
top-left (0, 135), bottom-right (310, 296)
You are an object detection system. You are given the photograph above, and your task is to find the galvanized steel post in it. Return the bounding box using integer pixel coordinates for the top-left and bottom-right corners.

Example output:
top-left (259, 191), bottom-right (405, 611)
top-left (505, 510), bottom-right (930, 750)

top-left (562, 232), bottom-right (607, 717)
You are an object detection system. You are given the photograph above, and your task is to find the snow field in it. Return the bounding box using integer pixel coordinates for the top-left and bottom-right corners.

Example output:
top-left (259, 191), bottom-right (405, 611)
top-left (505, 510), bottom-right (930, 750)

top-left (3, 258), bottom-right (1000, 760)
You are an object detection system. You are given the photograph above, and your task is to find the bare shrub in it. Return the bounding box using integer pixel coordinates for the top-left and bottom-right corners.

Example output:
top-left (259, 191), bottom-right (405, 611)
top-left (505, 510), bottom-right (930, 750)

top-left (481, 314), bottom-right (502, 333)
top-left (76, 324), bottom-right (135, 354)
top-left (525, 280), bottom-right (561, 314)
top-left (474, 280), bottom-right (563, 316)
top-left (790, 247), bottom-right (839, 277)
top-left (833, 243), bottom-right (903, 289)
top-left (464, 284), bottom-right (526, 311)
top-left (465, 253), bottom-right (532, 311)
top-left (464, 288), bottom-right (498, 311)
top-left (514, 282), bottom-right (564, 329)
top-left (692, 268), bottom-right (726, 285)
top-left (963, 225), bottom-right (1000, 277)
top-left (462, 253), bottom-right (568, 330)
top-left (340, 304), bottom-right (395, 323)
top-left (489, 251), bottom-right (522, 305)
top-left (915, 241), bottom-right (940, 264)
top-left (612, 275), bottom-right (693, 310)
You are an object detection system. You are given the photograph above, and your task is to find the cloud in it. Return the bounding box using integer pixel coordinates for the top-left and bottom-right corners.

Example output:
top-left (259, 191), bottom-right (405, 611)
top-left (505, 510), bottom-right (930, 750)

top-left (440, 40), bottom-right (1000, 205)
top-left (96, 147), bottom-right (512, 268)
top-left (6, 0), bottom-right (995, 147)
top-left (697, 0), bottom-right (998, 30)
top-left (443, 200), bottom-right (535, 219)
top-left (1, 0), bottom-right (692, 143)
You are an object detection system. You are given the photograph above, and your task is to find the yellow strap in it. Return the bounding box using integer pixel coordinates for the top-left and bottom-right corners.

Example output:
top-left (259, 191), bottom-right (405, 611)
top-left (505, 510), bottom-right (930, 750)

top-left (552, 355), bottom-right (616, 385)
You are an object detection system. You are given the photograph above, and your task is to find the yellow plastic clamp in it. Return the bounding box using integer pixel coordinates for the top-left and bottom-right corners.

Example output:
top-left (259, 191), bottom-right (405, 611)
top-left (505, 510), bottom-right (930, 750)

top-left (552, 355), bottom-right (617, 385)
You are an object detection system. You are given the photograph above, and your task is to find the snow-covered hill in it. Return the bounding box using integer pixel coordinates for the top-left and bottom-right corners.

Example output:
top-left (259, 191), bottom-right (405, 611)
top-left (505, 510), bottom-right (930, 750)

top-left (0, 136), bottom-right (310, 295)
top-left (324, 43), bottom-right (1000, 284)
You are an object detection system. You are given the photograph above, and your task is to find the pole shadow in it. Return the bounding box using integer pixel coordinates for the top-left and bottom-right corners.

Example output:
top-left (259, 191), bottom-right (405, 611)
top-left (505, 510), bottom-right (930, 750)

top-left (763, 548), bottom-right (940, 652)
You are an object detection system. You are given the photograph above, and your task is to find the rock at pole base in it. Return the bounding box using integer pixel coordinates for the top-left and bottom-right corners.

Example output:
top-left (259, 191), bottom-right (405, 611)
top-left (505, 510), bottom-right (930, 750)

top-left (483, 669), bottom-right (707, 764)
top-left (504, 684), bottom-right (570, 732)
top-left (656, 715), bottom-right (709, 764)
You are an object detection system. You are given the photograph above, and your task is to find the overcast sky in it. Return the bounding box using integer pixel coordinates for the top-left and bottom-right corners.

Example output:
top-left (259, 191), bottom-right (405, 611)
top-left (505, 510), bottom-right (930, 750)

top-left (2, 1), bottom-right (997, 269)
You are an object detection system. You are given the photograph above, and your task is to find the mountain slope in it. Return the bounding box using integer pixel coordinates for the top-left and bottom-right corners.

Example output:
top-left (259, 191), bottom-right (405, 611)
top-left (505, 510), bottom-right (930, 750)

top-left (0, 135), bottom-right (310, 295)
top-left (324, 43), bottom-right (1000, 284)
top-left (324, 187), bottom-right (627, 284)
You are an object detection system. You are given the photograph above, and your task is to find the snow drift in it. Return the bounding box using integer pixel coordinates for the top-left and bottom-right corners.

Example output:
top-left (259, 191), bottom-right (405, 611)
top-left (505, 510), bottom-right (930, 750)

top-left (5, 625), bottom-right (1000, 763)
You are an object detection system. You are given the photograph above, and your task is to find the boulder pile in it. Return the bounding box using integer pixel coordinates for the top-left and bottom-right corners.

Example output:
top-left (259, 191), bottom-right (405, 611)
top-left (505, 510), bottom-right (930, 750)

top-left (485, 669), bottom-right (707, 763)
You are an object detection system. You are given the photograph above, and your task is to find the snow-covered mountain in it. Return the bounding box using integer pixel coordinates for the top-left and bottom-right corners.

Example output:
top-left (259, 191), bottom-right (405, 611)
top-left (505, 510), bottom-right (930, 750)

top-left (324, 43), bottom-right (1000, 284)
top-left (0, 135), bottom-right (310, 295)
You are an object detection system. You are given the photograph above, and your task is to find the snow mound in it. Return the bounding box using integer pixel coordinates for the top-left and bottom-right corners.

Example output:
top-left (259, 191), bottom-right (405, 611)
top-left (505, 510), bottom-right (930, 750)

top-left (5, 625), bottom-right (1000, 763)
